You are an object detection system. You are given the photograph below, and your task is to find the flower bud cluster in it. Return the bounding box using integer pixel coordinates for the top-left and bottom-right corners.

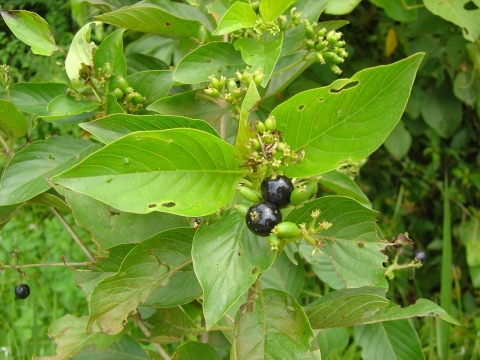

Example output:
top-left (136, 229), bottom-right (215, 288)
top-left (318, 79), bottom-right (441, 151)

top-left (204, 67), bottom-right (264, 104)
top-left (304, 23), bottom-right (348, 75)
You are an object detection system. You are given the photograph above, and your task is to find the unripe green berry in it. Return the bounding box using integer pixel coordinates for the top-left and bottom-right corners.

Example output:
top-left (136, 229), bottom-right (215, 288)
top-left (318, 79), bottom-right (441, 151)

top-left (198, 26), bottom-right (209, 43)
top-left (239, 186), bottom-right (262, 203)
top-left (125, 86), bottom-right (134, 94)
top-left (207, 211), bottom-right (221, 224)
top-left (250, 138), bottom-right (262, 151)
top-left (329, 64), bottom-right (342, 75)
top-left (235, 204), bottom-right (249, 217)
top-left (315, 41), bottom-right (327, 52)
top-left (253, 73), bottom-right (264, 86)
top-left (317, 28), bottom-right (327, 37)
top-left (242, 72), bottom-right (253, 86)
top-left (227, 78), bottom-right (237, 93)
top-left (251, 1), bottom-right (259, 11)
top-left (113, 88), bottom-right (124, 100)
top-left (326, 31), bottom-right (341, 44)
top-left (331, 55), bottom-right (344, 64)
top-left (289, 182), bottom-right (317, 206)
top-left (204, 87), bottom-right (219, 97)
top-left (117, 76), bottom-right (129, 91)
top-left (306, 39), bottom-right (315, 50)
top-left (209, 75), bottom-right (221, 90)
top-left (334, 40), bottom-right (346, 48)
top-left (255, 120), bottom-right (266, 134)
top-left (264, 115), bottom-right (276, 132)
top-left (273, 221), bottom-right (300, 238)
top-left (219, 76), bottom-right (226, 88)
top-left (305, 25), bottom-right (315, 39)
top-left (276, 142), bottom-right (286, 152)
top-left (104, 63), bottom-right (113, 77)
top-left (262, 132), bottom-right (275, 144)
top-left (267, 233), bottom-right (282, 250)
top-left (125, 92), bottom-right (135, 103)
top-left (315, 52), bottom-right (325, 64)
top-left (278, 15), bottom-right (288, 31)
top-left (323, 52), bottom-right (336, 61)
top-left (133, 92), bottom-right (144, 104)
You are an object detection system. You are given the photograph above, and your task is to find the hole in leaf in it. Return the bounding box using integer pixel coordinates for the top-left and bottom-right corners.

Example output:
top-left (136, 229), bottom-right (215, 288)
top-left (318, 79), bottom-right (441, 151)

top-left (464, 1), bottom-right (478, 10)
top-left (298, 104), bottom-right (305, 111)
top-left (237, 251), bottom-right (242, 256)
top-left (205, 58), bottom-right (212, 63)
top-left (329, 80), bottom-right (359, 93)
top-left (319, 98), bottom-right (324, 101)
top-left (48, 154), bottom-right (55, 160)
top-left (148, 204), bottom-right (157, 208)
top-left (251, 266), bottom-right (259, 275)
top-left (165, 22), bottom-right (171, 26)
top-left (161, 202), bottom-right (176, 208)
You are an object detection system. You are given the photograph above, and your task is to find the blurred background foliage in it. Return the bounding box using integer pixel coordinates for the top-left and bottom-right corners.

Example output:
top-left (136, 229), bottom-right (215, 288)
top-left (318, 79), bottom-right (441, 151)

top-left (0, 0), bottom-right (479, 359)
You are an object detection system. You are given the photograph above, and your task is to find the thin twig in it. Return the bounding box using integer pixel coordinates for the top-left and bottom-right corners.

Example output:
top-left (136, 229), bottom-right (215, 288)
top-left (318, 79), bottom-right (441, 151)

top-left (0, 262), bottom-right (90, 270)
top-left (132, 315), bottom-right (171, 360)
top-left (49, 207), bottom-right (96, 262)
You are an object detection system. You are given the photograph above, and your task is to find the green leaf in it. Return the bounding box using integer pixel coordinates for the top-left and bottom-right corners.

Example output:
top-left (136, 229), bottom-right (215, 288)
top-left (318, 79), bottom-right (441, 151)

top-left (370, 0), bottom-right (418, 22)
top-left (70, 335), bottom-right (149, 360)
top-left (172, 342), bottom-right (221, 360)
top-left (105, 94), bottom-right (125, 116)
top-left (286, 196), bottom-right (387, 288)
top-left (316, 327), bottom-right (349, 360)
top-left (0, 204), bottom-right (23, 230)
top-left (40, 95), bottom-right (99, 122)
top-left (421, 81), bottom-right (462, 138)
top-left (93, 29), bottom-right (127, 91)
top-left (213, 2), bottom-right (257, 36)
top-left (259, 0), bottom-right (297, 23)
top-left (148, 90), bottom-right (227, 123)
top-left (423, 0), bottom-right (480, 42)
top-left (0, 99), bottom-right (28, 138)
top-left (354, 321), bottom-right (425, 360)
top-left (289, 0), bottom-right (331, 23)
top-left (271, 53), bottom-right (424, 177)
top-left (145, 270), bottom-right (202, 307)
top-left (232, 288), bottom-right (320, 359)
top-left (74, 244), bottom-right (137, 299)
top-left (126, 53), bottom-right (168, 75)
top-left (148, 307), bottom-right (199, 344)
top-left (93, 2), bottom-right (211, 37)
top-left (453, 67), bottom-right (479, 107)
top-left (0, 136), bottom-right (100, 206)
top-left (53, 129), bottom-right (243, 216)
top-left (383, 120), bottom-right (412, 160)
top-left (305, 287), bottom-right (459, 329)
top-left (192, 211), bottom-right (276, 329)
top-left (28, 192), bottom-right (70, 211)
top-left (325, 0), bottom-right (362, 15)
top-left (55, 187), bottom-right (189, 253)
top-left (260, 252), bottom-right (305, 299)
top-left (299, 244), bottom-right (346, 290)
top-left (317, 170), bottom-right (371, 208)
top-left (236, 81), bottom-right (261, 161)
top-left (65, 22), bottom-right (99, 86)
top-left (81, 114), bottom-right (220, 144)
top-left (0, 10), bottom-right (57, 56)
top-left (126, 70), bottom-right (174, 106)
top-left (174, 42), bottom-right (246, 84)
top-left (8, 83), bottom-right (69, 116)
top-left (235, 33), bottom-right (283, 86)
top-left (87, 228), bottom-right (195, 334)
top-left (33, 315), bottom-right (122, 360)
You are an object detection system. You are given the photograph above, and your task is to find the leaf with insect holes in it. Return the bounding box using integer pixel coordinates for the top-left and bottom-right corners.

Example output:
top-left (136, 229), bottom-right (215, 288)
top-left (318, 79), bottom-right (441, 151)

top-left (272, 53), bottom-right (424, 178)
top-left (52, 129), bottom-right (243, 216)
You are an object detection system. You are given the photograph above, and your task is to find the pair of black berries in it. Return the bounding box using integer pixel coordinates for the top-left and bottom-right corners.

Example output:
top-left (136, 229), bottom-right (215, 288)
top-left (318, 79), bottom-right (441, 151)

top-left (246, 175), bottom-right (294, 237)
top-left (15, 284), bottom-right (30, 299)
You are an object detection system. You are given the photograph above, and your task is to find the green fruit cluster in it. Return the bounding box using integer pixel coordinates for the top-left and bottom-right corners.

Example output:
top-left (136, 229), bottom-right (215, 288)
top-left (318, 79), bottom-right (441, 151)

top-left (114, 76), bottom-right (145, 113)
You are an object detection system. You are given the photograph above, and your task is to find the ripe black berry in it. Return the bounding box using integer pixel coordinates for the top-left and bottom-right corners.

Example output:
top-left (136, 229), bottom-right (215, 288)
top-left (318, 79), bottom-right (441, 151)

top-left (245, 202), bottom-right (282, 237)
top-left (261, 175), bottom-right (294, 207)
top-left (15, 284), bottom-right (30, 299)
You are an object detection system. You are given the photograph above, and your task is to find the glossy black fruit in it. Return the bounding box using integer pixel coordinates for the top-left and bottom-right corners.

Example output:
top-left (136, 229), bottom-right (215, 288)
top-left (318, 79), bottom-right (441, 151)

top-left (246, 202), bottom-right (282, 237)
top-left (15, 284), bottom-right (30, 299)
top-left (261, 175), bottom-right (294, 207)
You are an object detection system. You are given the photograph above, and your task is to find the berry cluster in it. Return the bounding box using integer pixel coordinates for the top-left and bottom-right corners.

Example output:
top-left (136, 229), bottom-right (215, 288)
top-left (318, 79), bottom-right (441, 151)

top-left (204, 67), bottom-right (264, 105)
top-left (113, 76), bottom-right (145, 113)
top-left (304, 24), bottom-right (348, 75)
